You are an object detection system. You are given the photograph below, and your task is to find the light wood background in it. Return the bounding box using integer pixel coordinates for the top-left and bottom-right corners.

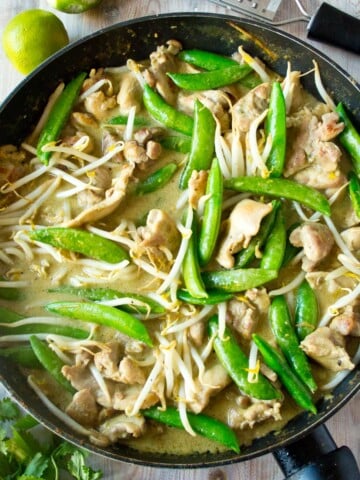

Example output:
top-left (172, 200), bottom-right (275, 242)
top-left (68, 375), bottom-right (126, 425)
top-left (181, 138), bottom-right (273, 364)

top-left (0, 1), bottom-right (359, 478)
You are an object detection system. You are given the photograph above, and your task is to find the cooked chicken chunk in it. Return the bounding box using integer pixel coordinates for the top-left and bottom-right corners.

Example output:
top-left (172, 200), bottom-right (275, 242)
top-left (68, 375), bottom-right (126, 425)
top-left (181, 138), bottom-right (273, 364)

top-left (227, 298), bottom-right (257, 340)
top-left (216, 199), bottom-right (273, 268)
top-left (188, 170), bottom-right (208, 209)
top-left (112, 384), bottom-right (159, 411)
top-left (330, 305), bottom-right (360, 337)
top-left (117, 72), bottom-right (143, 113)
top-left (300, 326), bottom-right (354, 371)
top-left (94, 342), bottom-right (122, 381)
top-left (119, 357), bottom-right (146, 385)
top-left (289, 222), bottom-right (334, 272)
top-left (84, 91), bottom-right (117, 121)
top-left (66, 388), bottom-right (99, 427)
top-left (99, 413), bottom-right (146, 442)
top-left (228, 399), bottom-right (282, 429)
top-left (341, 227), bottom-right (360, 250)
top-left (232, 83), bottom-right (271, 135)
top-left (317, 112), bottom-right (344, 141)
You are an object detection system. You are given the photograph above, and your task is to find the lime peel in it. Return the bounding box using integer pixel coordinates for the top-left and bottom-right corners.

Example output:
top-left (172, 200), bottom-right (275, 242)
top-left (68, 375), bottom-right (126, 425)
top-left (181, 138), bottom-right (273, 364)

top-left (47, 0), bottom-right (103, 13)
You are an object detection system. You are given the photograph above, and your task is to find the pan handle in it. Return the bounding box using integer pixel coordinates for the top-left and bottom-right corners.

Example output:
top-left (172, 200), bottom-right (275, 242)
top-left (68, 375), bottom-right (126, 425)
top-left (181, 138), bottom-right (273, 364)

top-left (273, 424), bottom-right (360, 480)
top-left (307, 2), bottom-right (360, 54)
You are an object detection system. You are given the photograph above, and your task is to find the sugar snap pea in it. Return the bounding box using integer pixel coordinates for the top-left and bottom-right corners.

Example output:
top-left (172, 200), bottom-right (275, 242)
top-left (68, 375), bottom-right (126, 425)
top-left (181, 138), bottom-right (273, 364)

top-left (224, 176), bottom-right (331, 216)
top-left (0, 279), bottom-right (23, 301)
top-left (37, 72), bottom-right (87, 165)
top-left (265, 81), bottom-right (287, 177)
top-left (0, 305), bottom-right (23, 322)
top-left (253, 334), bottom-right (317, 414)
top-left (208, 315), bottom-right (281, 400)
top-left (182, 212), bottom-right (208, 299)
top-left (202, 268), bottom-right (277, 293)
top-left (29, 227), bottom-right (129, 264)
top-left (235, 200), bottom-right (280, 268)
top-left (136, 163), bottom-right (177, 195)
top-left (269, 295), bottom-right (317, 393)
top-left (167, 64), bottom-right (252, 91)
top-left (295, 279), bottom-right (319, 341)
top-left (143, 84), bottom-right (193, 136)
top-left (178, 49), bottom-right (239, 70)
top-left (142, 405), bottom-right (240, 453)
top-left (176, 289), bottom-right (233, 305)
top-left (179, 100), bottom-right (216, 189)
top-left (0, 345), bottom-right (42, 369)
top-left (45, 301), bottom-right (153, 346)
top-left (336, 102), bottom-right (360, 176)
top-left (260, 205), bottom-right (286, 270)
top-left (48, 285), bottom-right (165, 314)
top-left (281, 222), bottom-right (302, 267)
top-left (105, 114), bottom-right (149, 126)
top-left (29, 335), bottom-right (75, 394)
top-left (198, 157), bottom-right (223, 266)
top-left (160, 135), bottom-right (191, 153)
top-left (348, 171), bottom-right (360, 218)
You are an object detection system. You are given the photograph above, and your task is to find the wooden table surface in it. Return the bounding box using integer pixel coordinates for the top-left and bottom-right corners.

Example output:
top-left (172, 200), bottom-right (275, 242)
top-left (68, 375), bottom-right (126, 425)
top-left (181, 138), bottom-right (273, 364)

top-left (0, 0), bottom-right (359, 478)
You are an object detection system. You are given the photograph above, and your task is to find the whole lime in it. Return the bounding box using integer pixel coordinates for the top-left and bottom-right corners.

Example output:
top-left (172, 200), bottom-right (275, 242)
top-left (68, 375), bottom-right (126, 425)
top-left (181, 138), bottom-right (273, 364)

top-left (2, 9), bottom-right (69, 75)
top-left (46, 0), bottom-right (103, 14)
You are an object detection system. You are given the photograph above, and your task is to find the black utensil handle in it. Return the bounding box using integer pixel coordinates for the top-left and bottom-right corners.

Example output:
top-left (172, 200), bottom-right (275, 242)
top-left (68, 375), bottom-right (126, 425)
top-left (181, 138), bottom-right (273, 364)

top-left (273, 424), bottom-right (360, 480)
top-left (307, 2), bottom-right (360, 53)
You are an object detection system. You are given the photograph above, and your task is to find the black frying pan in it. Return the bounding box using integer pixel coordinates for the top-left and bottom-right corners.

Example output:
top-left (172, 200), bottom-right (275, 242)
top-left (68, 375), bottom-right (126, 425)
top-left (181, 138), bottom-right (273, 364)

top-left (0, 13), bottom-right (359, 479)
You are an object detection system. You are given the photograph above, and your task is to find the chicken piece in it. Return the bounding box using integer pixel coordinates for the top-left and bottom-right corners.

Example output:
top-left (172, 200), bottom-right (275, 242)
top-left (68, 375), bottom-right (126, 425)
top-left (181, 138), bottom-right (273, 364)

top-left (289, 222), bottom-right (334, 272)
top-left (317, 112), bottom-right (344, 141)
top-left (341, 227), bottom-right (360, 251)
top-left (227, 298), bottom-right (257, 340)
top-left (84, 91), bottom-right (117, 121)
top-left (188, 357), bottom-right (231, 414)
top-left (177, 90), bottom-right (230, 130)
top-left (82, 68), bottom-right (108, 92)
top-left (300, 326), bottom-right (355, 371)
top-left (117, 72), bottom-right (143, 113)
top-left (188, 170), bottom-right (208, 209)
top-left (99, 413), bottom-right (146, 442)
top-left (61, 131), bottom-right (95, 154)
top-left (63, 162), bottom-right (135, 228)
top-left (77, 166), bottom-right (113, 209)
top-left (71, 111), bottom-right (98, 130)
top-left (232, 83), bottom-right (271, 135)
top-left (0, 145), bottom-right (28, 191)
top-left (123, 140), bottom-right (149, 167)
top-left (66, 388), bottom-right (99, 427)
top-left (246, 288), bottom-right (270, 314)
top-left (134, 127), bottom-right (164, 146)
top-left (94, 343), bottom-right (122, 381)
top-left (228, 399), bottom-right (282, 429)
top-left (143, 39), bottom-right (182, 105)
top-left (188, 321), bottom-right (205, 347)
top-left (330, 305), bottom-right (360, 337)
top-left (112, 384), bottom-right (159, 411)
top-left (118, 356), bottom-right (146, 385)
top-left (216, 199), bottom-right (273, 269)
top-left (137, 209), bottom-right (181, 257)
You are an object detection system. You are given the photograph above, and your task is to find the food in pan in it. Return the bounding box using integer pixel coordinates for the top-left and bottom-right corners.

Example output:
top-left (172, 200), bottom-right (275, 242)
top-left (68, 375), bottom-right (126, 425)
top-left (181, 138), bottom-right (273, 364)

top-left (0, 40), bottom-right (359, 454)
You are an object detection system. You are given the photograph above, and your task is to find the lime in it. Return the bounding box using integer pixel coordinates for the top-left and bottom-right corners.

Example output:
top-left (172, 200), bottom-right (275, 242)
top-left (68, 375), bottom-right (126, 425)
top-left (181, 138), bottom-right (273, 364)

top-left (2, 9), bottom-right (69, 75)
top-left (46, 0), bottom-right (103, 13)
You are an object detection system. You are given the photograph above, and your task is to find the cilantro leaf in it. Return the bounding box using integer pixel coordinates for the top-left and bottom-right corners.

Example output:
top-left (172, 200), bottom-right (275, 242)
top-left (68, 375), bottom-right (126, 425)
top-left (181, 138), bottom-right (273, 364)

top-left (67, 450), bottom-right (103, 480)
top-left (0, 398), bottom-right (20, 422)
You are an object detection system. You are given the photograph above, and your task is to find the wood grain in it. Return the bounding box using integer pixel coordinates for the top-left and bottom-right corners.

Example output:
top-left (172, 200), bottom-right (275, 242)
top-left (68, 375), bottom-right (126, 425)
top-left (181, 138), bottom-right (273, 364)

top-left (0, 1), bottom-right (359, 478)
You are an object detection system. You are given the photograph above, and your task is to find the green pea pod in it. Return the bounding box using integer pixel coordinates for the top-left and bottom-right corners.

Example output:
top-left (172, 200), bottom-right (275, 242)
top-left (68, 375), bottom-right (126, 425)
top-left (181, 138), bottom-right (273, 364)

top-left (182, 212), bottom-right (208, 299)
top-left (224, 176), bottom-right (331, 216)
top-left (295, 279), bottom-right (319, 341)
top-left (198, 157), bottom-right (223, 266)
top-left (202, 268), bottom-right (278, 293)
top-left (269, 295), bottom-right (317, 393)
top-left (29, 335), bottom-right (75, 394)
top-left (179, 100), bottom-right (216, 189)
top-left (143, 84), bottom-right (193, 136)
top-left (142, 405), bottom-right (240, 453)
top-left (176, 289), bottom-right (233, 305)
top-left (160, 135), bottom-right (191, 153)
top-left (253, 334), bottom-right (317, 414)
top-left (136, 163), bottom-right (177, 195)
top-left (105, 115), bottom-right (149, 126)
top-left (266, 82), bottom-right (287, 177)
top-left (48, 285), bottom-right (165, 314)
top-left (235, 200), bottom-right (280, 268)
top-left (178, 49), bottom-right (238, 70)
top-left (336, 102), bottom-right (360, 176)
top-left (0, 279), bottom-right (23, 301)
top-left (29, 227), bottom-right (129, 264)
top-left (260, 206), bottom-right (286, 270)
top-left (37, 72), bottom-right (87, 165)
top-left (348, 171), bottom-right (360, 218)
top-left (45, 301), bottom-right (153, 346)
top-left (208, 315), bottom-right (281, 400)
top-left (0, 345), bottom-right (42, 369)
top-left (167, 64), bottom-right (252, 91)
top-left (0, 305), bottom-right (23, 322)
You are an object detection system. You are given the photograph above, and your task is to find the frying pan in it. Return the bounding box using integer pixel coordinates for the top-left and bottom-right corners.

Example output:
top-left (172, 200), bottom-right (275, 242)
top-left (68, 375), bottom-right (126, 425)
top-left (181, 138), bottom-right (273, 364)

top-left (0, 13), bottom-right (359, 479)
